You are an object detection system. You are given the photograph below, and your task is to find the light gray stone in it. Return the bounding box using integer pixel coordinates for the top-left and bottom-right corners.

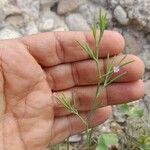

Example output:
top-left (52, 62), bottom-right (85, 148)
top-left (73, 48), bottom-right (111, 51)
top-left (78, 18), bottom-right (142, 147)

top-left (119, 0), bottom-right (134, 6)
top-left (147, 35), bottom-right (150, 43)
top-left (91, 0), bottom-right (107, 6)
top-left (0, 1), bottom-right (22, 22)
top-left (143, 80), bottom-right (150, 113)
top-left (40, 0), bottom-right (58, 7)
top-left (39, 19), bottom-right (54, 31)
top-left (5, 14), bottom-right (24, 28)
top-left (109, 0), bottom-right (118, 7)
top-left (57, 0), bottom-right (86, 15)
top-left (4, 5), bottom-right (21, 17)
top-left (0, 22), bottom-right (5, 30)
top-left (39, 10), bottom-right (68, 30)
top-left (0, 27), bottom-right (22, 39)
top-left (139, 50), bottom-right (150, 70)
top-left (114, 5), bottom-right (129, 25)
top-left (25, 21), bottom-right (38, 35)
top-left (52, 27), bottom-right (68, 31)
top-left (78, 1), bottom-right (99, 25)
top-left (68, 135), bottom-right (82, 142)
top-left (79, 1), bottom-right (112, 26)
top-left (127, 0), bottom-right (150, 32)
top-left (17, 0), bottom-right (40, 20)
top-left (17, 0), bottom-right (32, 7)
top-left (113, 106), bottom-right (127, 123)
top-left (65, 13), bottom-right (90, 31)
top-left (124, 33), bottom-right (141, 55)
top-left (0, 0), bottom-right (8, 5)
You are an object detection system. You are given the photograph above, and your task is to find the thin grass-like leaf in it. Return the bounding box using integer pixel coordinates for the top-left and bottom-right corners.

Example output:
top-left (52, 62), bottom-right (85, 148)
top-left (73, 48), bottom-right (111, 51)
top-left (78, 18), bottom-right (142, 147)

top-left (118, 55), bottom-right (127, 66)
top-left (105, 71), bottom-right (127, 86)
top-left (104, 53), bottom-right (113, 85)
top-left (56, 93), bottom-right (75, 112)
top-left (119, 60), bottom-right (134, 68)
top-left (92, 15), bottom-right (97, 42)
top-left (84, 43), bottom-right (96, 60)
top-left (99, 9), bottom-right (107, 36)
top-left (76, 40), bottom-right (95, 60)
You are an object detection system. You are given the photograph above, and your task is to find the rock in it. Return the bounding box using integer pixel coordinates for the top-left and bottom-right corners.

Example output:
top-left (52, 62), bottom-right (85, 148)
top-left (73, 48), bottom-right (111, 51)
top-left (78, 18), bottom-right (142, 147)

top-left (119, 0), bottom-right (134, 6)
top-left (65, 13), bottom-right (90, 31)
top-left (30, 0), bottom-right (40, 20)
top-left (17, 0), bottom-right (40, 20)
top-left (0, 0), bottom-right (8, 5)
top-left (0, 1), bottom-right (22, 22)
top-left (0, 27), bottom-right (22, 39)
top-left (113, 27), bottom-right (123, 34)
top-left (0, 22), bottom-right (5, 30)
top-left (57, 0), bottom-right (86, 15)
top-left (139, 50), bottom-right (150, 70)
top-left (109, 0), bottom-right (118, 7)
top-left (78, 1), bottom-right (112, 26)
top-left (147, 35), bottom-right (150, 43)
top-left (39, 10), bottom-right (68, 30)
top-left (68, 134), bottom-right (82, 142)
top-left (4, 5), bottom-right (22, 17)
top-left (114, 5), bottom-right (129, 25)
top-left (113, 106), bottom-right (127, 123)
top-left (78, 1), bottom-right (99, 25)
top-left (110, 122), bottom-right (123, 133)
top-left (52, 27), bottom-right (68, 31)
top-left (0, 0), bottom-right (9, 20)
top-left (143, 80), bottom-right (150, 113)
top-left (40, 0), bottom-right (58, 8)
top-left (39, 18), bottom-right (54, 31)
top-left (25, 21), bottom-right (38, 35)
top-left (17, 0), bottom-right (32, 7)
top-left (127, 0), bottom-right (150, 32)
top-left (100, 125), bottom-right (111, 133)
top-left (91, 0), bottom-right (108, 6)
top-left (5, 14), bottom-right (24, 28)
top-left (124, 33), bottom-right (141, 55)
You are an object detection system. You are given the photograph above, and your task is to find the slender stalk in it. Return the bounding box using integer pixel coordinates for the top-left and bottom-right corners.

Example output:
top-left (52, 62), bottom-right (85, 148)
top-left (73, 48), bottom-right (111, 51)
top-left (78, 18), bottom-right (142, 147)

top-left (56, 10), bottom-right (133, 150)
top-left (75, 112), bottom-right (87, 126)
top-left (86, 53), bottom-right (102, 150)
top-left (66, 138), bottom-right (69, 150)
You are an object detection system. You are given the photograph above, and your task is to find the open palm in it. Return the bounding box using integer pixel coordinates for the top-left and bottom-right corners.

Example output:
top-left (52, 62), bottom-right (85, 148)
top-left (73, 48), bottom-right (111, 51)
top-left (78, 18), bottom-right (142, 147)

top-left (0, 31), bottom-right (144, 150)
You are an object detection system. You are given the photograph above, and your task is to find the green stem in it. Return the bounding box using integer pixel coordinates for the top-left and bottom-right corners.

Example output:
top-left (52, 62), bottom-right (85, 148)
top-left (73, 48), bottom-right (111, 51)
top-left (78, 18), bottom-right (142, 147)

top-left (66, 138), bottom-right (69, 150)
top-left (85, 125), bottom-right (91, 150)
top-left (74, 112), bottom-right (87, 126)
top-left (85, 56), bottom-right (103, 150)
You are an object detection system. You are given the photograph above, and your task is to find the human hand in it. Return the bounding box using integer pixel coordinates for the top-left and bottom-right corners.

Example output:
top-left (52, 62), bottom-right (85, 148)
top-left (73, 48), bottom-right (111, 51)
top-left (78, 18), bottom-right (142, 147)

top-left (0, 31), bottom-right (144, 150)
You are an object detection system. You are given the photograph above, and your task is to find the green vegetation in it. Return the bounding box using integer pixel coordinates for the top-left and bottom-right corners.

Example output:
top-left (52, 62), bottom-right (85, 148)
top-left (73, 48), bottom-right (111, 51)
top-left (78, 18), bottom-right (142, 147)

top-left (50, 10), bottom-right (149, 150)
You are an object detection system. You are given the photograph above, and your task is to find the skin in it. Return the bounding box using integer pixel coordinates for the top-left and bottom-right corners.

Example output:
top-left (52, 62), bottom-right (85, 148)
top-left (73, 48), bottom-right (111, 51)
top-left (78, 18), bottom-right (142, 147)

top-left (0, 30), bottom-right (144, 150)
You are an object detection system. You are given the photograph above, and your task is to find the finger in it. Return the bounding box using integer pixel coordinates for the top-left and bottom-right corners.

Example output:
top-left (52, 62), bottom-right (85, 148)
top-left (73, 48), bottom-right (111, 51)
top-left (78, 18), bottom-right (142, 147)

top-left (53, 80), bottom-right (144, 116)
top-left (20, 30), bottom-right (125, 67)
top-left (50, 106), bottom-right (111, 146)
top-left (45, 55), bottom-right (144, 91)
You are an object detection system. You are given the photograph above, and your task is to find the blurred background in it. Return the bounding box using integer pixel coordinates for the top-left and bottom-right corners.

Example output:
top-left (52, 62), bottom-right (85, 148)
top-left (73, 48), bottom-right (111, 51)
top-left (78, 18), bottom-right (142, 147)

top-left (0, 0), bottom-right (149, 149)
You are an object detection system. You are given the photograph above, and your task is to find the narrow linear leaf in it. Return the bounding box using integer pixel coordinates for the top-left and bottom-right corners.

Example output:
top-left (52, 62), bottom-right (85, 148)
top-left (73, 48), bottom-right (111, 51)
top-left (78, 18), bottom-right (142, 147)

top-left (76, 40), bottom-right (96, 60)
top-left (105, 71), bottom-right (127, 86)
top-left (118, 55), bottom-right (127, 66)
top-left (119, 60), bottom-right (134, 68)
top-left (99, 9), bottom-right (107, 36)
top-left (84, 43), bottom-right (96, 59)
top-left (92, 15), bottom-right (97, 41)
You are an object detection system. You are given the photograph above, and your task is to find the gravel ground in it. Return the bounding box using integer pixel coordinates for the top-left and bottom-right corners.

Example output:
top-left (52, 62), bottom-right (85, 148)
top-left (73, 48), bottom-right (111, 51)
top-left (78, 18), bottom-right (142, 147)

top-left (0, 0), bottom-right (149, 149)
